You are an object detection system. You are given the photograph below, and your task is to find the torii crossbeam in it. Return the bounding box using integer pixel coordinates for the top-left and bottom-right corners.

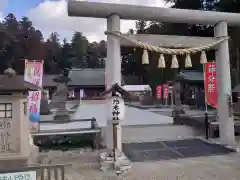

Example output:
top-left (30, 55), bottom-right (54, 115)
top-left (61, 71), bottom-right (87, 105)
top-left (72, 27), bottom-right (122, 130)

top-left (68, 1), bottom-right (240, 147)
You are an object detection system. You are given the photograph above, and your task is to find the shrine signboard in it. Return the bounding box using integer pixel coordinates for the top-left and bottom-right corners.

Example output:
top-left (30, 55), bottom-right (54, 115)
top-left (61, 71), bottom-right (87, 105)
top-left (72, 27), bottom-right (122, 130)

top-left (107, 96), bottom-right (125, 121)
top-left (204, 62), bottom-right (218, 108)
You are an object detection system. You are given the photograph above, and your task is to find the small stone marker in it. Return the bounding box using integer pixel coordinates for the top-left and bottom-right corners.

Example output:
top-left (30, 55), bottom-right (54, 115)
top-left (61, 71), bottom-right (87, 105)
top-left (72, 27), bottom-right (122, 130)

top-left (173, 81), bottom-right (185, 123)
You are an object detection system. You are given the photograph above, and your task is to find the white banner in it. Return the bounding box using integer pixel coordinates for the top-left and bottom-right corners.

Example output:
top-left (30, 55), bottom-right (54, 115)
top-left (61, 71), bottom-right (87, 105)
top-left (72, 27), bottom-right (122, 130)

top-left (24, 60), bottom-right (43, 86)
top-left (80, 89), bottom-right (84, 98)
top-left (24, 60), bottom-right (43, 131)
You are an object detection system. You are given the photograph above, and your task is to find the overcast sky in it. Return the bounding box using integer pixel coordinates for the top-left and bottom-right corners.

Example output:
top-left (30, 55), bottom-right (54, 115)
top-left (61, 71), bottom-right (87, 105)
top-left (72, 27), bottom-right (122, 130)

top-left (1, 0), bottom-right (171, 42)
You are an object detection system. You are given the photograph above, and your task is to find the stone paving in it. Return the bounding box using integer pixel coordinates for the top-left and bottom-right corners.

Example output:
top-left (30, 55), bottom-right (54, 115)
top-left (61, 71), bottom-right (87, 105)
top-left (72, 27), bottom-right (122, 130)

top-left (38, 101), bottom-right (240, 179)
top-left (40, 148), bottom-right (240, 180)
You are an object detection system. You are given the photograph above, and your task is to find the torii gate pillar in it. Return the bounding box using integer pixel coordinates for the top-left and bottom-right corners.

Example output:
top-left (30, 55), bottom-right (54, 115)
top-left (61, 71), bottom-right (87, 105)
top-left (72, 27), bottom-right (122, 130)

top-left (106, 14), bottom-right (121, 88)
top-left (106, 14), bottom-right (122, 151)
top-left (215, 21), bottom-right (235, 145)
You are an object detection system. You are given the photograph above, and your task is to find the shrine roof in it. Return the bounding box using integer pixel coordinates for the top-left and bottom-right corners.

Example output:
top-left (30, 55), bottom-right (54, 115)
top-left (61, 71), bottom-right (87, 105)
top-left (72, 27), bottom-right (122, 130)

top-left (53, 75), bottom-right (71, 83)
top-left (67, 68), bottom-right (125, 87)
top-left (42, 75), bottom-right (58, 87)
top-left (0, 74), bottom-right (58, 88)
top-left (0, 68), bottom-right (42, 92)
top-left (176, 70), bottom-right (204, 82)
top-left (100, 83), bottom-right (132, 99)
top-left (232, 84), bottom-right (240, 93)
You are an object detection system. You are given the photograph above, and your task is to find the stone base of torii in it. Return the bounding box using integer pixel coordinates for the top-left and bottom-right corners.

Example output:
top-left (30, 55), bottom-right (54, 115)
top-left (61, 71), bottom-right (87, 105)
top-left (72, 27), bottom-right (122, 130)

top-left (99, 148), bottom-right (131, 174)
top-left (99, 121), bottom-right (131, 174)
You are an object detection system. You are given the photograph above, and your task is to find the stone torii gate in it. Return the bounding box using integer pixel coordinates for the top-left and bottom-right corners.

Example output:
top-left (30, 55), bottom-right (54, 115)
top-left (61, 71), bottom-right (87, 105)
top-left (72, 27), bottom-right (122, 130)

top-left (68, 1), bottom-right (240, 147)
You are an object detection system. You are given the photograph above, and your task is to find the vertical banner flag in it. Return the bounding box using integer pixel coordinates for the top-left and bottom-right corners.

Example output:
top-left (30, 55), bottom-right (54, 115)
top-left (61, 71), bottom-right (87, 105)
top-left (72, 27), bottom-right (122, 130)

top-left (204, 62), bottom-right (218, 108)
top-left (80, 89), bottom-right (84, 99)
top-left (163, 84), bottom-right (169, 100)
top-left (156, 85), bottom-right (162, 99)
top-left (24, 60), bottom-right (43, 132)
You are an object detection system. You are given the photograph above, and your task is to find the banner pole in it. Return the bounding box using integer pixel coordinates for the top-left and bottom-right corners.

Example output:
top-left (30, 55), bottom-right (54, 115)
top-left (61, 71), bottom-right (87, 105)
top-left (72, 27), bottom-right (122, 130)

top-left (203, 63), bottom-right (209, 139)
top-left (203, 64), bottom-right (207, 112)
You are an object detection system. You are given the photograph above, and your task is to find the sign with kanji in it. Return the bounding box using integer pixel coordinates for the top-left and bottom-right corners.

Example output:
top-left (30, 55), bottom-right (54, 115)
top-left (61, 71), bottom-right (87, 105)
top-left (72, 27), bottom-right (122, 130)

top-left (29, 91), bottom-right (41, 113)
top-left (24, 60), bottom-right (43, 132)
top-left (107, 96), bottom-right (125, 121)
top-left (24, 60), bottom-right (43, 86)
top-left (156, 85), bottom-right (162, 99)
top-left (204, 62), bottom-right (218, 108)
top-left (0, 171), bottom-right (36, 180)
top-left (163, 84), bottom-right (169, 100)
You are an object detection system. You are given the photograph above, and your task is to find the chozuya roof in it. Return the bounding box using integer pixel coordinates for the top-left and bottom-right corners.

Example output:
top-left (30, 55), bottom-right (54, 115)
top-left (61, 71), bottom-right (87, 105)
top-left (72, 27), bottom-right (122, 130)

top-left (100, 83), bottom-right (132, 99)
top-left (0, 68), bottom-right (42, 92)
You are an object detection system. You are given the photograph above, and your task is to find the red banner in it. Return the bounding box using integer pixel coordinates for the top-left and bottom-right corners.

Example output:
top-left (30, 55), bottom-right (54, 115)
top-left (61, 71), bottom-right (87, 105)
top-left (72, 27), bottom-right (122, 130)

top-left (163, 84), bottom-right (169, 100)
top-left (156, 85), bottom-right (162, 99)
top-left (204, 62), bottom-right (218, 108)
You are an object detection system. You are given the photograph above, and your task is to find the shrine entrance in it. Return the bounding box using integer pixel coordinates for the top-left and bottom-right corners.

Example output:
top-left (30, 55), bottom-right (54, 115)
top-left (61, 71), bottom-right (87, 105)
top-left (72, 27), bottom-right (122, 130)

top-left (67, 1), bottom-right (240, 148)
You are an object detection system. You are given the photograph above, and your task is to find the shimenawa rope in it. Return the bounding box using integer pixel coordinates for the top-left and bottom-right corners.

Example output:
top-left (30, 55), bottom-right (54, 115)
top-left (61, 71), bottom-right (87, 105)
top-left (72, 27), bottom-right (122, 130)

top-left (105, 31), bottom-right (228, 55)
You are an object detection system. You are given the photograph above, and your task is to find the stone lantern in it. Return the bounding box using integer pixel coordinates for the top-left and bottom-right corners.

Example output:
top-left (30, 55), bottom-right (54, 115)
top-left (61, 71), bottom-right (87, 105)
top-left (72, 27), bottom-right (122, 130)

top-left (0, 68), bottom-right (42, 170)
top-left (52, 68), bottom-right (71, 121)
top-left (40, 90), bottom-right (51, 115)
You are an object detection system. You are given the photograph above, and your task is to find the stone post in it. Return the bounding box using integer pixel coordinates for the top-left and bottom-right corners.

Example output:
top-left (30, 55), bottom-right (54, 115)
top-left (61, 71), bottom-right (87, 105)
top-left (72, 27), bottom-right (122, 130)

top-left (106, 14), bottom-right (122, 151)
top-left (214, 21), bottom-right (235, 145)
top-left (173, 81), bottom-right (182, 124)
top-left (101, 93), bottom-right (130, 173)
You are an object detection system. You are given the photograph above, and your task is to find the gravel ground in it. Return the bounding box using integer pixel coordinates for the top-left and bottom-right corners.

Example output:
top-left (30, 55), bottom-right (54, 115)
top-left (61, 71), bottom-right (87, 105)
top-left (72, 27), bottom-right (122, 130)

top-left (38, 147), bottom-right (240, 180)
top-left (38, 102), bottom-right (240, 179)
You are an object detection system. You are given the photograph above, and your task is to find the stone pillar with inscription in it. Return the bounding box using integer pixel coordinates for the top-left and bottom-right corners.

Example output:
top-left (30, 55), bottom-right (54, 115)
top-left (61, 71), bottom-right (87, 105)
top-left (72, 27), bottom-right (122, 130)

top-left (0, 68), bottom-right (41, 170)
top-left (172, 81), bottom-right (183, 124)
top-left (100, 84), bottom-right (131, 174)
top-left (106, 93), bottom-right (124, 152)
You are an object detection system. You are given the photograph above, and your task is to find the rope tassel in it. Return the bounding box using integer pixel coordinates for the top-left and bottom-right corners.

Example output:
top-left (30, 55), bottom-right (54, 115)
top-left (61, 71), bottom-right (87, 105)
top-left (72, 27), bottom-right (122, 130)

top-left (158, 54), bottom-right (166, 68)
top-left (185, 54), bottom-right (192, 68)
top-left (142, 49), bottom-right (149, 65)
top-left (171, 55), bottom-right (179, 68)
top-left (200, 51), bottom-right (207, 64)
